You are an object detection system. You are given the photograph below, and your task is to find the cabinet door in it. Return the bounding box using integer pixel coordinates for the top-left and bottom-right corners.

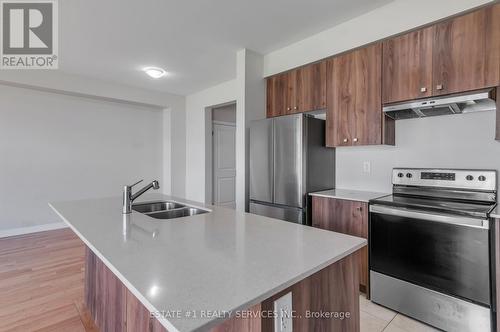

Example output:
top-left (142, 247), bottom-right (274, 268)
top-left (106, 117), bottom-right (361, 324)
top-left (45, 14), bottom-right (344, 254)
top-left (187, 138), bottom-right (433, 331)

top-left (326, 57), bottom-right (352, 147)
top-left (311, 196), bottom-right (369, 292)
top-left (382, 27), bottom-right (434, 103)
top-left (327, 43), bottom-right (382, 147)
top-left (433, 4), bottom-right (500, 95)
top-left (285, 70), bottom-right (296, 115)
top-left (266, 73), bottom-right (287, 117)
top-left (296, 62), bottom-right (327, 113)
top-left (351, 44), bottom-right (383, 146)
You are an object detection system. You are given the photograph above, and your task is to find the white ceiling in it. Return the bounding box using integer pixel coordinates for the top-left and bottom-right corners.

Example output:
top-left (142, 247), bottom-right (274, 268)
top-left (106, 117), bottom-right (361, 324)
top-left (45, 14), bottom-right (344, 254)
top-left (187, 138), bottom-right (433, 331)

top-left (60, 0), bottom-right (393, 95)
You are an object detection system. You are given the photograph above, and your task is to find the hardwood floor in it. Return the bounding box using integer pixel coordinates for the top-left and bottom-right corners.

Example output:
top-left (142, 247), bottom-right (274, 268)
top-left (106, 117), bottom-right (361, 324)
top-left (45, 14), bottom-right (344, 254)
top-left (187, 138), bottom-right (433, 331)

top-left (0, 228), bottom-right (98, 332)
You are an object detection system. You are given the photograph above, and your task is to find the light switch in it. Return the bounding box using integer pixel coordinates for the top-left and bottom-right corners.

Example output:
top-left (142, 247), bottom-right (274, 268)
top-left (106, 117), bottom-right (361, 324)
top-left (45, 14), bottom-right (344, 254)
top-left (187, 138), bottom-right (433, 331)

top-left (274, 292), bottom-right (292, 332)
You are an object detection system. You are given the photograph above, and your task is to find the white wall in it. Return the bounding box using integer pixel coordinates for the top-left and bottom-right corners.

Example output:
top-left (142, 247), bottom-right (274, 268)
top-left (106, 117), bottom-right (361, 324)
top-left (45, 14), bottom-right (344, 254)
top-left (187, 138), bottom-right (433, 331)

top-left (336, 111), bottom-right (500, 193)
top-left (263, 0), bottom-right (495, 76)
top-left (236, 49), bottom-right (266, 211)
top-left (0, 85), bottom-right (164, 231)
top-left (185, 79), bottom-right (237, 202)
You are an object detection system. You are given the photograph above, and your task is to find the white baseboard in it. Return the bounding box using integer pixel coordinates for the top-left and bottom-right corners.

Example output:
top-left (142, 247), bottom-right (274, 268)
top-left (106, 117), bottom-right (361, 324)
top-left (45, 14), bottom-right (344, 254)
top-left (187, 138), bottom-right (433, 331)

top-left (0, 222), bottom-right (68, 239)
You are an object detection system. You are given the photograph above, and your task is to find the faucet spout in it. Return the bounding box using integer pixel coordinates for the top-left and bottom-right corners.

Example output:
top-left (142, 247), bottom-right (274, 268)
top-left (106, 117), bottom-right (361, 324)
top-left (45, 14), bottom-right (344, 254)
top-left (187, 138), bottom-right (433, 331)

top-left (123, 180), bottom-right (160, 214)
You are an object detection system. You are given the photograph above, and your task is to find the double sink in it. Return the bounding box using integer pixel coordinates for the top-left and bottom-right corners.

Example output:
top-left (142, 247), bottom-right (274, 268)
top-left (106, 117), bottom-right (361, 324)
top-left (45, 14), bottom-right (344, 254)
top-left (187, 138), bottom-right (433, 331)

top-left (132, 201), bottom-right (209, 220)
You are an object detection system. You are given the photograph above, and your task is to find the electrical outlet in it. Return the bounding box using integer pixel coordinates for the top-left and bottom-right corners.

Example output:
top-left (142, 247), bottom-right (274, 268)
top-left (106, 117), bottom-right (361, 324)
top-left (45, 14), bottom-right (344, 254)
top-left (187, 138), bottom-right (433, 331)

top-left (274, 292), bottom-right (292, 332)
top-left (363, 161), bottom-right (371, 174)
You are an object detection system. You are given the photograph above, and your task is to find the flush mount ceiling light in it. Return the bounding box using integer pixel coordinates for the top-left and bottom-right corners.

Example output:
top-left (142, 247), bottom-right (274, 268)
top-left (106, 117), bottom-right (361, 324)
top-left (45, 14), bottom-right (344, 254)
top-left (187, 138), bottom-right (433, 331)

top-left (143, 67), bottom-right (167, 79)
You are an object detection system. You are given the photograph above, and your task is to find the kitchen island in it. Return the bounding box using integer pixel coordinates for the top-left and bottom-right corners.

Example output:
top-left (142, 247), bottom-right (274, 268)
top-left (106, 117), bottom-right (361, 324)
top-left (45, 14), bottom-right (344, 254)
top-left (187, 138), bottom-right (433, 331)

top-left (50, 194), bottom-right (366, 332)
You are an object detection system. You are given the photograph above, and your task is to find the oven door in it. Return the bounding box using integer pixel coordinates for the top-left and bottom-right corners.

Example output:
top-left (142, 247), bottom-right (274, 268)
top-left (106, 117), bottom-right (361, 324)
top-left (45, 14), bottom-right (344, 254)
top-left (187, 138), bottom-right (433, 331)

top-left (369, 204), bottom-right (490, 306)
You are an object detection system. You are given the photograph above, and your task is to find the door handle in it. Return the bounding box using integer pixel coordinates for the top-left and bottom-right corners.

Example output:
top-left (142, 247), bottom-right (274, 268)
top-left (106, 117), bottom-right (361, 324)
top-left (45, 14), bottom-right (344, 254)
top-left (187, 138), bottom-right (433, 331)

top-left (369, 205), bottom-right (489, 229)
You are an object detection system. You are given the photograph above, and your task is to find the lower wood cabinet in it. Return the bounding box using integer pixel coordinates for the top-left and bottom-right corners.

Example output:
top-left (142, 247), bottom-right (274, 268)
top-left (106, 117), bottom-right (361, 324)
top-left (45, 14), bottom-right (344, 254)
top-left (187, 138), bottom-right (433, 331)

top-left (312, 196), bottom-right (369, 294)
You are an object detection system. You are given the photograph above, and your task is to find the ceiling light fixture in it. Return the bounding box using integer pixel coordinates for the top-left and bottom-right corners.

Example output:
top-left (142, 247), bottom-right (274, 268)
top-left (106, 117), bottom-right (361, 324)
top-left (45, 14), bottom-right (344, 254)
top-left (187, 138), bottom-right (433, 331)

top-left (143, 67), bottom-right (167, 79)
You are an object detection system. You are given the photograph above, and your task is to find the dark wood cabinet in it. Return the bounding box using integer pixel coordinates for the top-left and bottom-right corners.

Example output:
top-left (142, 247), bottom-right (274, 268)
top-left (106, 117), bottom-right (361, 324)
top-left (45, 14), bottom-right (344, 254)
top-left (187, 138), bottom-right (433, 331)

top-left (266, 73), bottom-right (287, 117)
top-left (382, 27), bottom-right (434, 104)
top-left (312, 196), bottom-right (369, 294)
top-left (266, 62), bottom-right (326, 117)
top-left (433, 4), bottom-right (500, 96)
top-left (326, 43), bottom-right (393, 147)
top-left (382, 4), bottom-right (500, 104)
top-left (296, 61), bottom-right (327, 113)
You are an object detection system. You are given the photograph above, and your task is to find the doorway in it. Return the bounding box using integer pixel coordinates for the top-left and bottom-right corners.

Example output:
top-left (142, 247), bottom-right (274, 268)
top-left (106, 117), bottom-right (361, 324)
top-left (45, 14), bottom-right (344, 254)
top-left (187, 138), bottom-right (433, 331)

top-left (211, 104), bottom-right (236, 209)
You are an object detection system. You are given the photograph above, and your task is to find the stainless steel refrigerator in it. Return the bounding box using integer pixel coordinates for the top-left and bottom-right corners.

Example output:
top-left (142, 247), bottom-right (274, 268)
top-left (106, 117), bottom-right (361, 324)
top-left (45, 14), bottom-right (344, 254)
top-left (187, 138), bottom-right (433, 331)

top-left (249, 113), bottom-right (335, 224)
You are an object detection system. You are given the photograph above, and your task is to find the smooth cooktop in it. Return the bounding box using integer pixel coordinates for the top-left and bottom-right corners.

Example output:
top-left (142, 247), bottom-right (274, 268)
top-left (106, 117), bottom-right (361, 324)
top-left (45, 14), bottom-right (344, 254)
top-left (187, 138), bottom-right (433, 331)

top-left (370, 194), bottom-right (496, 218)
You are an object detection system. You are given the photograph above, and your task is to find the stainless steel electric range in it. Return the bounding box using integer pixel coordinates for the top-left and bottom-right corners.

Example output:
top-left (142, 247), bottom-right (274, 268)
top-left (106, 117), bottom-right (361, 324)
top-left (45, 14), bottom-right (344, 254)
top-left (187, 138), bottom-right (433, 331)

top-left (369, 168), bottom-right (497, 332)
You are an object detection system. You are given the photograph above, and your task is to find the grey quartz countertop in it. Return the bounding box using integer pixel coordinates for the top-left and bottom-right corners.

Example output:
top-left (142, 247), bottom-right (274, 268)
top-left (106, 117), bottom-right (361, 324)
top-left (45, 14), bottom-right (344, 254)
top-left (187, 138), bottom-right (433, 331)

top-left (49, 194), bottom-right (366, 332)
top-left (309, 188), bottom-right (389, 202)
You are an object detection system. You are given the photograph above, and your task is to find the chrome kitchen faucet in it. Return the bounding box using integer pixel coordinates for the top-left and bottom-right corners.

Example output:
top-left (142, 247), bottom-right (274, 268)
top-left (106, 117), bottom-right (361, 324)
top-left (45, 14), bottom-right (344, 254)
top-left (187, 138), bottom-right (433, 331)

top-left (122, 179), bottom-right (160, 214)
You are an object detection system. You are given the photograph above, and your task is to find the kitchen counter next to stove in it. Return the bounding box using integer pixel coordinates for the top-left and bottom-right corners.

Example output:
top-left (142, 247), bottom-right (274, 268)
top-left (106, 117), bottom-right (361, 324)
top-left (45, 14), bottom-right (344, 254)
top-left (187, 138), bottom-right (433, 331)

top-left (309, 188), bottom-right (389, 202)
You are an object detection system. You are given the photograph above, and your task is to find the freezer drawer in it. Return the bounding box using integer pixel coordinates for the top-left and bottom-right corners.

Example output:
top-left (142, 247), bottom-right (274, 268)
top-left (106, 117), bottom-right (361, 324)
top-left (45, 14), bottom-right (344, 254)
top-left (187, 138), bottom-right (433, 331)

top-left (249, 201), bottom-right (304, 224)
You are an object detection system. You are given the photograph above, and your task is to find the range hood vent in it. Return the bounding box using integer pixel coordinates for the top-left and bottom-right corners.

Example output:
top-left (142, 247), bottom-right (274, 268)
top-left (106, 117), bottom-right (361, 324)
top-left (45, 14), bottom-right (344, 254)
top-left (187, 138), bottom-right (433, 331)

top-left (383, 89), bottom-right (496, 120)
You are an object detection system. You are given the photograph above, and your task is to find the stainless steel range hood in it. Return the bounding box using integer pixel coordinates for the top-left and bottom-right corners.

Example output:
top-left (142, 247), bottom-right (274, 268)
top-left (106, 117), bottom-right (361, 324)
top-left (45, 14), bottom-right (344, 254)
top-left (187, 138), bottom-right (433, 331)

top-left (383, 89), bottom-right (496, 120)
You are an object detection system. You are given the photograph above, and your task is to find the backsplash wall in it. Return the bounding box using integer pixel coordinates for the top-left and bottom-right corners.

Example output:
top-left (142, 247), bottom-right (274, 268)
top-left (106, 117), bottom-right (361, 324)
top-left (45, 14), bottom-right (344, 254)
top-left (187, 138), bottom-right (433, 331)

top-left (335, 110), bottom-right (500, 193)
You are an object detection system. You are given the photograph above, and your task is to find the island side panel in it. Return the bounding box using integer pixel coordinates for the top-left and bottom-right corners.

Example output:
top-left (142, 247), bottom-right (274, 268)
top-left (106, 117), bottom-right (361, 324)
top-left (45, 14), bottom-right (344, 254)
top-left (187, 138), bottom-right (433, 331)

top-left (84, 247), bottom-right (128, 332)
top-left (261, 252), bottom-right (360, 332)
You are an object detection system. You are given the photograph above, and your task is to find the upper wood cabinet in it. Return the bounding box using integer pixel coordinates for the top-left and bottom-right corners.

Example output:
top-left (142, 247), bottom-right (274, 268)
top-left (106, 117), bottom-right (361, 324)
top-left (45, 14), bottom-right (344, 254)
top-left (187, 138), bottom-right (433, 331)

top-left (433, 4), bottom-right (500, 96)
top-left (266, 62), bottom-right (326, 117)
top-left (327, 43), bottom-right (393, 147)
top-left (382, 27), bottom-right (434, 104)
top-left (383, 4), bottom-right (500, 103)
top-left (296, 61), bottom-right (327, 113)
top-left (266, 73), bottom-right (287, 118)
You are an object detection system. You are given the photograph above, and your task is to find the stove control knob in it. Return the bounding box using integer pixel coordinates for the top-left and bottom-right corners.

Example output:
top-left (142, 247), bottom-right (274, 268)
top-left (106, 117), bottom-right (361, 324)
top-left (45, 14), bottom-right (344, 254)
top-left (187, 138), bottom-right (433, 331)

top-left (397, 172), bottom-right (404, 178)
top-left (478, 175), bottom-right (486, 181)
top-left (406, 173), bottom-right (413, 178)
top-left (466, 175), bottom-right (474, 181)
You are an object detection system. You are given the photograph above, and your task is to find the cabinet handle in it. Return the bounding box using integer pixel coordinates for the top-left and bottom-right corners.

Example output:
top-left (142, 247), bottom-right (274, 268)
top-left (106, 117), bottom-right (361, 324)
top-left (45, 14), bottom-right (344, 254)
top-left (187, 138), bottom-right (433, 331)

top-left (343, 138), bottom-right (348, 143)
top-left (353, 138), bottom-right (358, 142)
top-left (356, 206), bottom-right (363, 212)
top-left (287, 107), bottom-right (291, 111)
top-left (420, 87), bottom-right (427, 93)
top-left (293, 106), bottom-right (298, 111)
top-left (436, 84), bottom-right (443, 91)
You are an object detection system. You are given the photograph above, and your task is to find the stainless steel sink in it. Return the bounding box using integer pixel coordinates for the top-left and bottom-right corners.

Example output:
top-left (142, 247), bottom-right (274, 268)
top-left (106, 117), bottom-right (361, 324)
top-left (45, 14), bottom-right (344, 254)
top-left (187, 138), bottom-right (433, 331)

top-left (132, 201), bottom-right (185, 213)
top-left (147, 207), bottom-right (209, 219)
top-left (132, 201), bottom-right (209, 220)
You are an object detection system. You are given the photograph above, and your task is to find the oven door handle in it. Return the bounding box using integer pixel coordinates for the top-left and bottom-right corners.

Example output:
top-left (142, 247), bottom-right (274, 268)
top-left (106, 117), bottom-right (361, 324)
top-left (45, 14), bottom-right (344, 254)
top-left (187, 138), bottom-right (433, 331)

top-left (369, 204), bottom-right (489, 230)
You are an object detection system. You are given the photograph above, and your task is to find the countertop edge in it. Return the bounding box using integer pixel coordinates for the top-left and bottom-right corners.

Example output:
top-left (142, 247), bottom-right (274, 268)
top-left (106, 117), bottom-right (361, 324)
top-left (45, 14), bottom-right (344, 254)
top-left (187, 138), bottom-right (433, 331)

top-left (49, 202), bottom-right (367, 332)
top-left (309, 190), bottom-right (389, 203)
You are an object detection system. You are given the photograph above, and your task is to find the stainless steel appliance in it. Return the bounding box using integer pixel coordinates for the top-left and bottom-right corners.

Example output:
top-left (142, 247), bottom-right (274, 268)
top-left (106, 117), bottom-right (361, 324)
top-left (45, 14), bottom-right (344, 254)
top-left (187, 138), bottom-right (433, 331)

top-left (383, 88), bottom-right (496, 120)
top-left (369, 168), bottom-right (497, 332)
top-left (249, 114), bottom-right (335, 224)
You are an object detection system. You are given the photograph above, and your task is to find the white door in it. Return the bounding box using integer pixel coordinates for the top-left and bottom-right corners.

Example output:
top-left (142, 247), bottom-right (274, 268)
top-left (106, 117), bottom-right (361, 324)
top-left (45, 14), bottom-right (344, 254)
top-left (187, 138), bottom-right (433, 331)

top-left (213, 123), bottom-right (236, 209)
